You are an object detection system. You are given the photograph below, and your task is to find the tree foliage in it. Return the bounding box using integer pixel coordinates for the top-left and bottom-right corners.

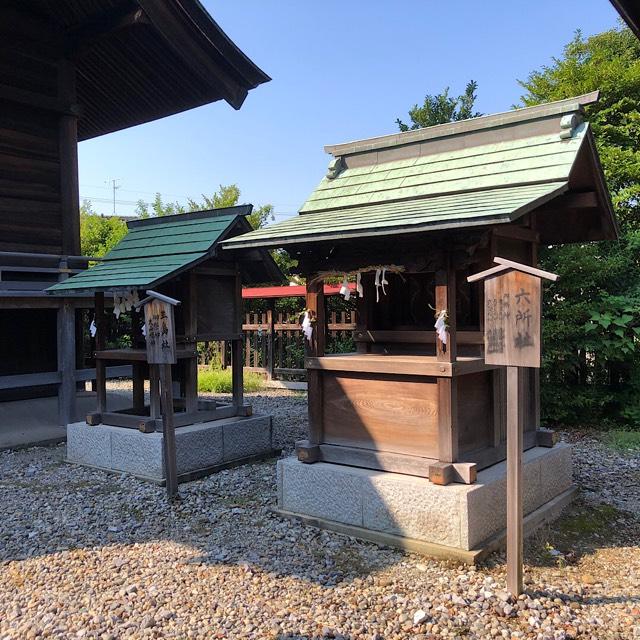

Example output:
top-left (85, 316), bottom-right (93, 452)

top-left (132, 184), bottom-right (274, 231)
top-left (396, 80), bottom-right (482, 130)
top-left (519, 26), bottom-right (640, 427)
top-left (81, 184), bottom-right (291, 279)
top-left (79, 199), bottom-right (127, 257)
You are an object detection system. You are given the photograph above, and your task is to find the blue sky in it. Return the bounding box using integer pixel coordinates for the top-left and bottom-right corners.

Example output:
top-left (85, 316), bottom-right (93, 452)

top-left (78, 1), bottom-right (621, 221)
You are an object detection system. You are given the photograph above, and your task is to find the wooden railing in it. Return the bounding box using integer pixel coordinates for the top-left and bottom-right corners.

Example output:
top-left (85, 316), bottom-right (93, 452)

top-left (0, 251), bottom-right (96, 295)
top-left (201, 311), bottom-right (357, 381)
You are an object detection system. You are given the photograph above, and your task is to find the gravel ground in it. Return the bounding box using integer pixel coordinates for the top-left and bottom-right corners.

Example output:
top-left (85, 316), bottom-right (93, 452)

top-left (1, 390), bottom-right (639, 640)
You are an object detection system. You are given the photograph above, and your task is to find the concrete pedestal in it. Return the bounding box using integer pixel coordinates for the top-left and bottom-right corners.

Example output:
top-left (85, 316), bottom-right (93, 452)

top-left (66, 414), bottom-right (274, 484)
top-left (277, 444), bottom-right (575, 563)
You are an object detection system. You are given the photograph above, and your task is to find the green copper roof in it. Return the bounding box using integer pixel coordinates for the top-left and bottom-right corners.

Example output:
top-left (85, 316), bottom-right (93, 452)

top-left (48, 207), bottom-right (251, 294)
top-left (223, 104), bottom-right (616, 248)
top-left (223, 182), bottom-right (568, 248)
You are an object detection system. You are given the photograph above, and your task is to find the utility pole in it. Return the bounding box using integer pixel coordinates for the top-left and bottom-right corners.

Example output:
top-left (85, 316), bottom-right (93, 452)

top-left (105, 178), bottom-right (121, 215)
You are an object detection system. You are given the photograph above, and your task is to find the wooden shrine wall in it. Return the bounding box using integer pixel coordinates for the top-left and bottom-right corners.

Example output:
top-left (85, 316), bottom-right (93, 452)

top-left (0, 31), bottom-right (79, 255)
top-left (321, 372), bottom-right (440, 458)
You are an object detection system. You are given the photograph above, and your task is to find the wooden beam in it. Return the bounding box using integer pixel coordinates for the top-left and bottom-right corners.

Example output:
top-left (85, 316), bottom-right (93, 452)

top-left (435, 256), bottom-right (457, 362)
top-left (58, 59), bottom-right (81, 256)
top-left (65, 3), bottom-right (149, 56)
top-left (132, 363), bottom-right (145, 412)
top-left (0, 85), bottom-right (78, 115)
top-left (437, 377), bottom-right (459, 463)
top-left (506, 366), bottom-right (524, 595)
top-left (232, 268), bottom-right (244, 412)
top-left (491, 225), bottom-right (540, 243)
top-left (183, 272), bottom-right (198, 413)
top-left (305, 276), bottom-right (325, 451)
top-left (536, 191), bottom-right (598, 210)
top-left (94, 293), bottom-right (107, 414)
top-left (0, 371), bottom-right (61, 391)
top-left (305, 278), bottom-right (326, 357)
top-left (57, 302), bottom-right (76, 426)
top-left (353, 330), bottom-right (483, 345)
top-left (159, 363), bottom-right (178, 499)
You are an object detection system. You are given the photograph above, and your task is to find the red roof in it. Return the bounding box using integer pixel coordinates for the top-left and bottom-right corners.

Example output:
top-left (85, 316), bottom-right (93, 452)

top-left (242, 284), bottom-right (355, 299)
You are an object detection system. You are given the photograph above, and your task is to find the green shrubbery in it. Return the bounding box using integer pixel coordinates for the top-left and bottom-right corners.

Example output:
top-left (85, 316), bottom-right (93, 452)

top-left (520, 27), bottom-right (640, 429)
top-left (197, 367), bottom-right (265, 394)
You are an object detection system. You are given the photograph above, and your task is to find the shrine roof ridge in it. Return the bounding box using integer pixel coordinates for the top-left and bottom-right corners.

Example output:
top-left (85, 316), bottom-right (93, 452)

top-left (126, 205), bottom-right (253, 229)
top-left (324, 92), bottom-right (600, 158)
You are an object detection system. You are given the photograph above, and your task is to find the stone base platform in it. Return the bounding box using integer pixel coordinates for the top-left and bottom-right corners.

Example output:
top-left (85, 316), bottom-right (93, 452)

top-left (277, 444), bottom-right (575, 563)
top-left (67, 414), bottom-right (275, 484)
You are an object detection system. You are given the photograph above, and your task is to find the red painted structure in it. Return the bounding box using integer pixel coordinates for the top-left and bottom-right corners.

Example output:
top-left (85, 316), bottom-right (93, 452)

top-left (242, 284), bottom-right (354, 299)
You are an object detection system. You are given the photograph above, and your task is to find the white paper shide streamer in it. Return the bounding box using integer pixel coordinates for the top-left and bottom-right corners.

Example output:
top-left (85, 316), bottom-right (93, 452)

top-left (89, 318), bottom-right (97, 338)
top-left (434, 309), bottom-right (448, 345)
top-left (339, 274), bottom-right (351, 301)
top-left (113, 290), bottom-right (140, 318)
top-left (356, 272), bottom-right (363, 298)
top-left (301, 311), bottom-right (314, 342)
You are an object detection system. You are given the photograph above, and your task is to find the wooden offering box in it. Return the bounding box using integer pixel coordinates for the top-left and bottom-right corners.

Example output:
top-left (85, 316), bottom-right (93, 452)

top-left (298, 265), bottom-right (540, 485)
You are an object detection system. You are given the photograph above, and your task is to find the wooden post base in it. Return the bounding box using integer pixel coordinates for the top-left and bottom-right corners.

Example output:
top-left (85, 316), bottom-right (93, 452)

top-left (296, 440), bottom-right (320, 463)
top-left (536, 428), bottom-right (557, 447)
top-left (429, 462), bottom-right (478, 485)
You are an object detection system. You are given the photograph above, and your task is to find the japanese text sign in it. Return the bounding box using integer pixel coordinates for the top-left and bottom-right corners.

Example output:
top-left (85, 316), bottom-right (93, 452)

top-left (143, 298), bottom-right (177, 364)
top-left (484, 270), bottom-right (541, 368)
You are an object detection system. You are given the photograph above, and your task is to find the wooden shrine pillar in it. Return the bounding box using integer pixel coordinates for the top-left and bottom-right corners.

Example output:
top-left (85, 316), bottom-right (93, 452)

top-left (266, 299), bottom-right (275, 380)
top-left (297, 277), bottom-right (325, 463)
top-left (57, 301), bottom-right (76, 426)
top-left (94, 292), bottom-right (107, 416)
top-left (305, 278), bottom-right (326, 358)
top-left (435, 256), bottom-right (458, 465)
top-left (183, 272), bottom-right (199, 414)
top-left (355, 273), bottom-right (374, 353)
top-left (232, 267), bottom-right (244, 413)
top-left (58, 59), bottom-right (80, 256)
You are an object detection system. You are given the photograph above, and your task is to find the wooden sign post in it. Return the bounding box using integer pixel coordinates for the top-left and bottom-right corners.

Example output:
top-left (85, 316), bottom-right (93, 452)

top-left (468, 257), bottom-right (558, 595)
top-left (137, 290), bottom-right (181, 500)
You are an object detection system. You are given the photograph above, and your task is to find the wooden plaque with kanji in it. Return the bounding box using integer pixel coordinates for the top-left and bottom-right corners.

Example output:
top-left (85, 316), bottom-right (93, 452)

top-left (143, 298), bottom-right (177, 364)
top-left (484, 270), bottom-right (542, 368)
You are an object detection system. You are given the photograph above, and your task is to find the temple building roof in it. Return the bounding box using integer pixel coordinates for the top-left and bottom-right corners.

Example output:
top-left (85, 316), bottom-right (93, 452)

top-left (223, 92), bottom-right (617, 251)
top-left (47, 207), bottom-right (282, 294)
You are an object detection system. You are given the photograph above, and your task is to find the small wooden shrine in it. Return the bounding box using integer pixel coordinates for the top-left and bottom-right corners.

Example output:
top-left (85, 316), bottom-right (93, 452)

top-left (224, 92), bottom-right (618, 486)
top-left (48, 207), bottom-right (281, 431)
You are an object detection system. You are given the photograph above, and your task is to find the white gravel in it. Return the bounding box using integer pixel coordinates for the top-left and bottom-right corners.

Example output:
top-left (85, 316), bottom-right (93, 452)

top-left (1, 391), bottom-right (639, 639)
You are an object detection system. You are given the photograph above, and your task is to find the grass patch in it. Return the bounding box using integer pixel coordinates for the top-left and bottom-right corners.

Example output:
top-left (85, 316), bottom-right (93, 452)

top-left (604, 430), bottom-right (640, 452)
top-left (197, 367), bottom-right (265, 394)
top-left (556, 502), bottom-right (620, 540)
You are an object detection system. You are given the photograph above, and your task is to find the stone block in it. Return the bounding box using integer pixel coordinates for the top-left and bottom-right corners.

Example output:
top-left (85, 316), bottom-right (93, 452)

top-left (175, 423), bottom-right (223, 474)
top-left (65, 415), bottom-right (274, 483)
top-left (223, 415), bottom-right (272, 461)
top-left (111, 429), bottom-right (164, 479)
top-left (363, 473), bottom-right (466, 548)
top-left (278, 459), bottom-right (363, 526)
top-left (538, 443), bottom-right (573, 504)
top-left (278, 445), bottom-right (575, 554)
top-left (66, 422), bottom-right (111, 468)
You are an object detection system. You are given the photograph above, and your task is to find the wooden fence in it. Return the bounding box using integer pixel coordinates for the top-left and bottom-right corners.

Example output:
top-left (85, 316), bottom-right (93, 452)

top-left (200, 311), bottom-right (357, 380)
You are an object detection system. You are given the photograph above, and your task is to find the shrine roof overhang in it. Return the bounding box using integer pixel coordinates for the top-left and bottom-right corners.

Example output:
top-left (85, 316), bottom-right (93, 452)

top-left (46, 206), bottom-right (283, 295)
top-left (610, 0), bottom-right (640, 39)
top-left (9, 0), bottom-right (270, 140)
top-left (222, 92), bottom-right (618, 251)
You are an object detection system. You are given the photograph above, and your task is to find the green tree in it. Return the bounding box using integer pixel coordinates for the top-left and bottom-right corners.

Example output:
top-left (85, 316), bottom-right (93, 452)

top-left (79, 199), bottom-right (128, 257)
top-left (396, 80), bottom-right (482, 130)
top-left (519, 26), bottom-right (640, 427)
